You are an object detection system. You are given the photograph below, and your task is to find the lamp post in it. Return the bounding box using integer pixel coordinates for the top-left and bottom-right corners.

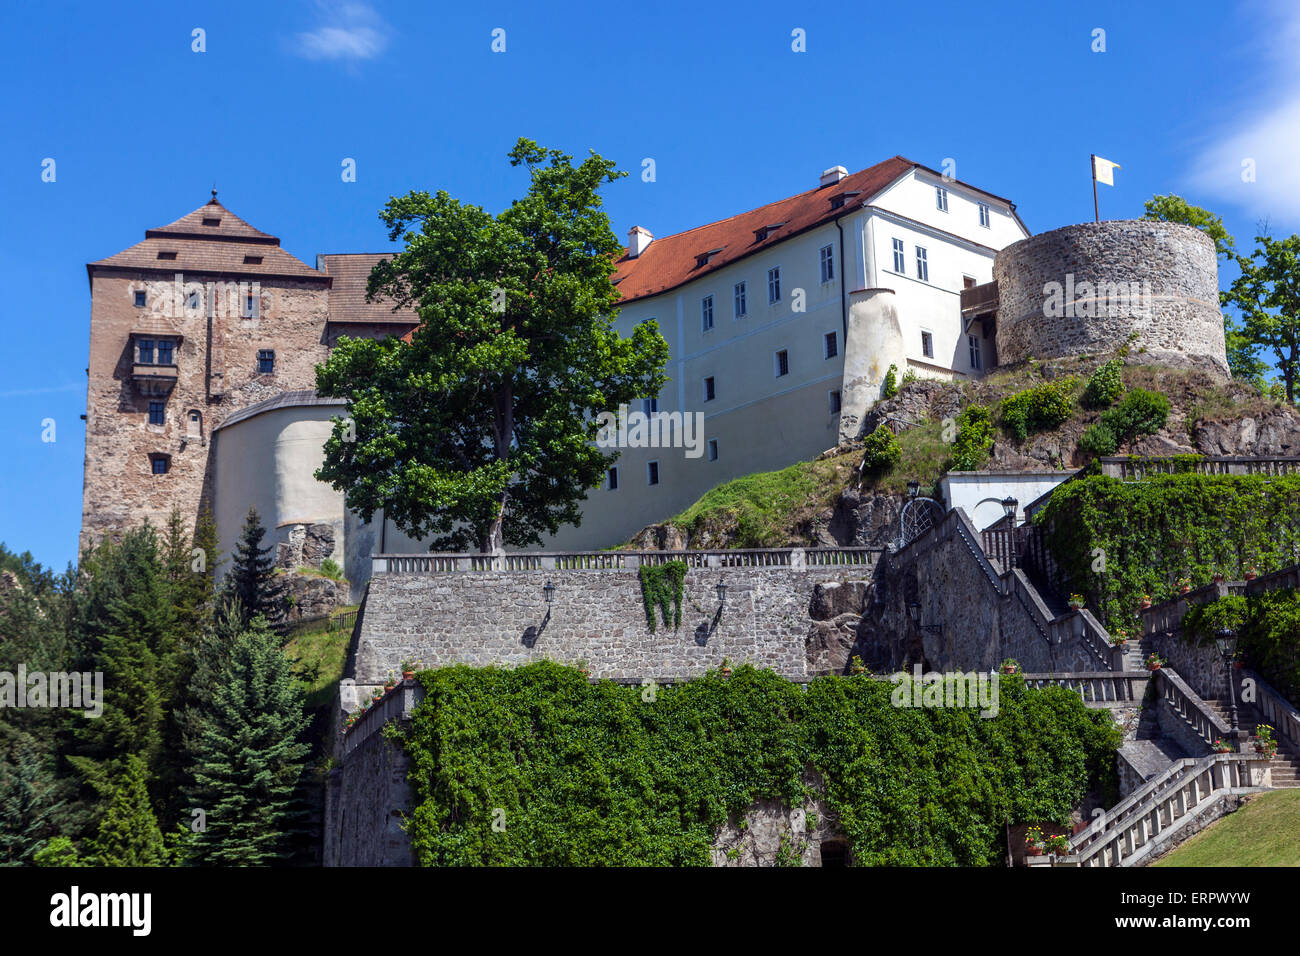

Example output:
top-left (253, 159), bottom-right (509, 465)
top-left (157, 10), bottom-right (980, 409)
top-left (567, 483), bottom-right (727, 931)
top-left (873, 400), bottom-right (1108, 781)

top-left (1215, 627), bottom-right (1240, 749)
top-left (716, 578), bottom-right (727, 606)
top-left (1001, 496), bottom-right (1018, 522)
top-left (543, 580), bottom-right (556, 605)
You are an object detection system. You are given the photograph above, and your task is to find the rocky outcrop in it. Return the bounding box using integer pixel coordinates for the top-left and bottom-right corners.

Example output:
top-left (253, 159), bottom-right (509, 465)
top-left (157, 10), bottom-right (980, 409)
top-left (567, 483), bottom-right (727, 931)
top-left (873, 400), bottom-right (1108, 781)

top-left (286, 572), bottom-right (350, 622)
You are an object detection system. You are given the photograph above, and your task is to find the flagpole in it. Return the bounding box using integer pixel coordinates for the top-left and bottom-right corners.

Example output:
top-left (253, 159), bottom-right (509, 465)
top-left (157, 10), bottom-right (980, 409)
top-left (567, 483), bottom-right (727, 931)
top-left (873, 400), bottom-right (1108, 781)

top-left (1091, 154), bottom-right (1099, 223)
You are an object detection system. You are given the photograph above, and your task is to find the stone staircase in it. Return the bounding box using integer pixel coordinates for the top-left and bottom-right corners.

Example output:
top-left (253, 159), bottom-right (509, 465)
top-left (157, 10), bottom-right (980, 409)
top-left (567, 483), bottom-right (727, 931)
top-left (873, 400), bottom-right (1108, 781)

top-left (1200, 697), bottom-right (1300, 787)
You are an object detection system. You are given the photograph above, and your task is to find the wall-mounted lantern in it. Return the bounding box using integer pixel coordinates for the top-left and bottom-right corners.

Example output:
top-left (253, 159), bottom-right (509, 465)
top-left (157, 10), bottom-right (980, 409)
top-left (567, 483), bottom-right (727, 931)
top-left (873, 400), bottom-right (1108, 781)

top-left (716, 578), bottom-right (727, 605)
top-left (543, 580), bottom-right (556, 605)
top-left (1002, 496), bottom-right (1018, 520)
top-left (907, 480), bottom-right (920, 500)
top-left (907, 600), bottom-right (942, 634)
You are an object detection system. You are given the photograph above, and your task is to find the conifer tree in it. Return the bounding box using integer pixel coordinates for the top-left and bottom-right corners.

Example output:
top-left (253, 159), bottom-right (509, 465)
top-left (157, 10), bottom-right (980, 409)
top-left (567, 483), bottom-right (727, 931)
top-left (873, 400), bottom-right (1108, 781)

top-left (89, 753), bottom-right (166, 866)
top-left (223, 508), bottom-right (288, 632)
top-left (186, 618), bottom-right (309, 865)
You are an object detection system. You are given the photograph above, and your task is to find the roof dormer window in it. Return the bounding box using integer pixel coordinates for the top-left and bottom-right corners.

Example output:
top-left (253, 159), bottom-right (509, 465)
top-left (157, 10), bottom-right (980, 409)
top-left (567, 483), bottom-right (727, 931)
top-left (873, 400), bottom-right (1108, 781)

top-left (243, 255), bottom-right (263, 265)
top-left (694, 248), bottom-right (723, 268)
top-left (157, 251), bottom-right (177, 260)
top-left (829, 191), bottom-right (861, 210)
top-left (754, 222), bottom-right (787, 243)
top-left (202, 217), bottom-right (221, 227)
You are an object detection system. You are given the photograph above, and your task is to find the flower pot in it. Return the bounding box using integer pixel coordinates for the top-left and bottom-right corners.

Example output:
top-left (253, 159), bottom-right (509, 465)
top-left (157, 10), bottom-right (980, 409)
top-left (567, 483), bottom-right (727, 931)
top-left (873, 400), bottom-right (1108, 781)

top-left (1148, 664), bottom-right (1162, 671)
top-left (1026, 846), bottom-right (1043, 857)
top-left (1179, 587), bottom-right (1191, 595)
top-left (720, 667), bottom-right (732, 678)
top-left (1002, 666), bottom-right (1016, 675)
top-left (1140, 600), bottom-right (1152, 609)
top-left (1245, 572), bottom-right (1257, 581)
top-left (1213, 574), bottom-right (1225, 583)
top-left (403, 671), bottom-right (415, 680)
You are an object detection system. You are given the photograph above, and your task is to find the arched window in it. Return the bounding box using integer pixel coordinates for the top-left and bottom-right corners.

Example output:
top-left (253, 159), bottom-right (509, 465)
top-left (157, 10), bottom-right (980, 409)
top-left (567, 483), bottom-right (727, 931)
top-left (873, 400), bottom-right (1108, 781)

top-left (187, 409), bottom-right (202, 440)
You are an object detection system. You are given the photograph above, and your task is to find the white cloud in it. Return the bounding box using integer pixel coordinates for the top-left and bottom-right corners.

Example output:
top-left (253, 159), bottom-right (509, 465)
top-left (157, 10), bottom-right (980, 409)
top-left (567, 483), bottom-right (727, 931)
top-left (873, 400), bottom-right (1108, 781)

top-left (294, 2), bottom-right (389, 61)
top-left (1186, 1), bottom-right (1300, 220)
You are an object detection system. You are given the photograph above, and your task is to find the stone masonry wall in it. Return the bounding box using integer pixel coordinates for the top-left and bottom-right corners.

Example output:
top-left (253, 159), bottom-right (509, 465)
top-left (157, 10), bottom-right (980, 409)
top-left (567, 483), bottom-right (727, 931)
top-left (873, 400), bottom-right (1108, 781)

top-left (994, 220), bottom-right (1228, 376)
top-left (350, 564), bottom-right (874, 693)
top-left (80, 271), bottom-right (329, 550)
top-left (323, 727), bottom-right (415, 867)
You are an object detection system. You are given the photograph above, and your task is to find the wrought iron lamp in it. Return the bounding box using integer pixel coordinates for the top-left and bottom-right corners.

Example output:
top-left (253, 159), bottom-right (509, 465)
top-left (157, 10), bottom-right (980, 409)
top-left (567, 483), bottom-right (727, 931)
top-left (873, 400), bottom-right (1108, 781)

top-left (543, 580), bottom-right (556, 605)
top-left (1215, 626), bottom-right (1241, 746)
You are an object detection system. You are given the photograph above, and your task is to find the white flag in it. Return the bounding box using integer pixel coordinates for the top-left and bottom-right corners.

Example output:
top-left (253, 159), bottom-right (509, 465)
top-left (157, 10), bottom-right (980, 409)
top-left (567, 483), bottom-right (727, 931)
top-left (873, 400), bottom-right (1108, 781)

top-left (1092, 155), bottom-right (1121, 186)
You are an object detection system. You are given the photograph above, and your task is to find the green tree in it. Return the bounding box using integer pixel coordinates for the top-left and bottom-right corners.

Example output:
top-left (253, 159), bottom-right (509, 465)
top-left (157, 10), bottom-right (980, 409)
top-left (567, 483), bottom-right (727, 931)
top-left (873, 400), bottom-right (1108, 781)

top-left (315, 138), bottom-right (670, 553)
top-left (185, 618), bottom-right (309, 866)
top-left (1224, 234), bottom-right (1300, 403)
top-left (1141, 195), bottom-right (1268, 385)
top-left (89, 753), bottom-right (165, 866)
top-left (223, 508), bottom-right (287, 631)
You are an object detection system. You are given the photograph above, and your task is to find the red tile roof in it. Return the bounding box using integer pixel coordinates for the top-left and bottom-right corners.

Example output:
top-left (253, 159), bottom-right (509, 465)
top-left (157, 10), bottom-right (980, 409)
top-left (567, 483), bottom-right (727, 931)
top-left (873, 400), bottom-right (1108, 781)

top-left (88, 197), bottom-right (324, 283)
top-left (611, 156), bottom-right (1015, 303)
top-left (318, 253), bottom-right (420, 326)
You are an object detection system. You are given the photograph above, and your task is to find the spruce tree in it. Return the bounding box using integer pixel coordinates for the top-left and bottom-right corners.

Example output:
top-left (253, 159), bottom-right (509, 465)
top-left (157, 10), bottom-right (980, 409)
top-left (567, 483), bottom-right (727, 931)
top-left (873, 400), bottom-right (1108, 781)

top-left (186, 618), bottom-right (309, 865)
top-left (224, 508), bottom-right (288, 632)
top-left (89, 753), bottom-right (166, 866)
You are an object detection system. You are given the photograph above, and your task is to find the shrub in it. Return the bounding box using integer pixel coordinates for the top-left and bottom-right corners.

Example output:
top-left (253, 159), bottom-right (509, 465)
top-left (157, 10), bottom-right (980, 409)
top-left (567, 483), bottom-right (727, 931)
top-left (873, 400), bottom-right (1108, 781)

top-left (1078, 422), bottom-right (1118, 458)
top-left (319, 558), bottom-right (345, 580)
top-left (1000, 378), bottom-right (1076, 440)
top-left (900, 367), bottom-right (918, 386)
top-left (882, 364), bottom-right (899, 399)
top-left (950, 405), bottom-right (994, 471)
top-left (1083, 359), bottom-right (1124, 408)
top-left (1183, 594), bottom-right (1248, 645)
top-left (861, 424), bottom-right (902, 471)
top-left (1102, 388), bottom-right (1170, 443)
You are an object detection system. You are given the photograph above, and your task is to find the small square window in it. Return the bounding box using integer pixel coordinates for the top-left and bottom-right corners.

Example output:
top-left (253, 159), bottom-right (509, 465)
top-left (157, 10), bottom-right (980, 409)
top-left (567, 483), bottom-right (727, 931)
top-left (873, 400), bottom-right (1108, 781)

top-left (824, 332), bottom-right (838, 360)
top-left (774, 349), bottom-right (789, 377)
top-left (133, 291), bottom-right (146, 308)
top-left (707, 439), bottom-right (718, 461)
top-left (829, 390), bottom-right (842, 414)
top-left (148, 401), bottom-right (164, 425)
top-left (936, 186), bottom-right (949, 212)
top-left (647, 461), bottom-right (660, 486)
top-left (703, 376), bottom-right (716, 402)
top-left (257, 349), bottom-right (275, 374)
top-left (733, 281), bottom-right (747, 318)
top-left (701, 294), bottom-right (714, 332)
top-left (607, 467), bottom-right (619, 491)
top-left (150, 456), bottom-right (169, 475)
top-left (819, 244), bottom-right (834, 283)
top-left (921, 331), bottom-right (934, 359)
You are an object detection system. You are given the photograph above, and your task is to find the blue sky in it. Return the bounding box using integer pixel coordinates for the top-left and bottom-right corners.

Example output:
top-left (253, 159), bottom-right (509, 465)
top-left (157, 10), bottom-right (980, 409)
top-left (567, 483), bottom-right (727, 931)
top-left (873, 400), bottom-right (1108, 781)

top-left (0, 0), bottom-right (1293, 571)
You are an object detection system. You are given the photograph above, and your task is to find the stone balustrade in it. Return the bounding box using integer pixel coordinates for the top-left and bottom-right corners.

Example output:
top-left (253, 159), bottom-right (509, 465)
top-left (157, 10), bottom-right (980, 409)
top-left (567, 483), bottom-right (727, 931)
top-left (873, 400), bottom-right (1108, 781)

top-left (1067, 753), bottom-right (1271, 867)
top-left (1243, 668), bottom-right (1300, 755)
top-left (1099, 455), bottom-right (1300, 480)
top-left (1154, 667), bottom-right (1231, 749)
top-left (372, 547), bottom-right (883, 575)
top-left (1020, 671), bottom-right (1146, 703)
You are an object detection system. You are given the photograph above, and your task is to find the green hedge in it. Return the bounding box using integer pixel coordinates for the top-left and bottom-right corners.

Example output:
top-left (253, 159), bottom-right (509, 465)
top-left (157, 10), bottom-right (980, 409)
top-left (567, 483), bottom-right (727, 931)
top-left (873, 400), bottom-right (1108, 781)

top-left (1036, 474), bottom-right (1300, 631)
top-left (393, 661), bottom-right (1119, 866)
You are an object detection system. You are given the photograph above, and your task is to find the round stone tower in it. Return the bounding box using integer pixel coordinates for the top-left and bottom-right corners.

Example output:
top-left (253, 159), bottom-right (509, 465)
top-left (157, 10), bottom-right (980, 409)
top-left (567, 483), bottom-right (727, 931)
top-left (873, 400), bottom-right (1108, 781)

top-left (992, 220), bottom-right (1228, 376)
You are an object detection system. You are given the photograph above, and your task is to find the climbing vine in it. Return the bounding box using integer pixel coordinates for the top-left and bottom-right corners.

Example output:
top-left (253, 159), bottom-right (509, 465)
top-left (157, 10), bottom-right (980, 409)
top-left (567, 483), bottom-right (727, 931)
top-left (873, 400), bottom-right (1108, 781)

top-left (638, 560), bottom-right (686, 632)
top-left (1185, 588), bottom-right (1300, 702)
top-left (392, 661), bottom-right (1119, 866)
top-left (1036, 473), bottom-right (1300, 633)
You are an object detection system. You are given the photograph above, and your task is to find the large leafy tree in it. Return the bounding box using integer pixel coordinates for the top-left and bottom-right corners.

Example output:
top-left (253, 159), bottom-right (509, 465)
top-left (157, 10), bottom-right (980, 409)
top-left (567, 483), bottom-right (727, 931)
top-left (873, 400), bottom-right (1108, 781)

top-left (184, 618), bottom-right (309, 866)
top-left (316, 138), bottom-right (670, 553)
top-left (1141, 195), bottom-right (1267, 385)
top-left (1224, 234), bottom-right (1300, 403)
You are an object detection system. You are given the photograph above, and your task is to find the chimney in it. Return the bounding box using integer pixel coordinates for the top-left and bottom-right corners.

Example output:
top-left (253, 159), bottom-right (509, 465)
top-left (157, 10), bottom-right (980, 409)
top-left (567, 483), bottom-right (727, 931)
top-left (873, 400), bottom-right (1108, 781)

top-left (820, 165), bottom-right (848, 187)
top-left (628, 226), bottom-right (654, 258)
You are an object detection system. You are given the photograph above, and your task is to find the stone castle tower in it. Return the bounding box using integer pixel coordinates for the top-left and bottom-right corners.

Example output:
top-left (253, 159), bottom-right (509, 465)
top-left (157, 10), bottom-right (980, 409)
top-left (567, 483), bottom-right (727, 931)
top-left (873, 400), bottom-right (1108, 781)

top-left (80, 193), bottom-right (415, 560)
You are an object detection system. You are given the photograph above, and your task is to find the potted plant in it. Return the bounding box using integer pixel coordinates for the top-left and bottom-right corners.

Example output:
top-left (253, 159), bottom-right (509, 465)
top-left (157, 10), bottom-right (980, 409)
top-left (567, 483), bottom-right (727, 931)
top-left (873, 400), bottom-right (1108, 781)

top-left (1108, 629), bottom-right (1128, 647)
top-left (1212, 571), bottom-right (1226, 583)
top-left (1001, 658), bottom-right (1019, 675)
top-left (1176, 577), bottom-right (1193, 594)
top-left (1068, 593), bottom-right (1085, 610)
top-left (1140, 594), bottom-right (1152, 609)
top-left (1044, 833), bottom-right (1070, 856)
top-left (1254, 724), bottom-right (1278, 758)
top-left (400, 658), bottom-right (420, 680)
top-left (384, 671), bottom-right (397, 692)
top-left (1245, 565), bottom-right (1258, 581)
top-left (1212, 738), bottom-right (1232, 754)
top-left (719, 658), bottom-right (733, 678)
top-left (1145, 652), bottom-right (1167, 672)
top-left (1024, 826), bottom-right (1044, 857)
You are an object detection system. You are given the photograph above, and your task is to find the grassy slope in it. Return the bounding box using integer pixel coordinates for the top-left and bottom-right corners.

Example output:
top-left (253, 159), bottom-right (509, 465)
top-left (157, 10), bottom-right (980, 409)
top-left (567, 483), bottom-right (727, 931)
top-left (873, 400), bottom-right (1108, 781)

top-left (639, 360), bottom-right (1291, 549)
top-left (1153, 789), bottom-right (1300, 867)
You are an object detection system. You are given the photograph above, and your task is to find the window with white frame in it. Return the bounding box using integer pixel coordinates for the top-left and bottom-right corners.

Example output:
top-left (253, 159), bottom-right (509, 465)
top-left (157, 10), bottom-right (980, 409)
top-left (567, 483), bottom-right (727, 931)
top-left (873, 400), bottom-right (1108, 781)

top-left (936, 186), bottom-right (948, 212)
top-left (733, 281), bottom-right (747, 318)
top-left (647, 460), bottom-right (660, 486)
top-left (767, 266), bottom-right (781, 303)
top-left (969, 335), bottom-right (982, 371)
top-left (891, 238), bottom-right (905, 273)
top-left (915, 246), bottom-right (929, 282)
top-left (701, 294), bottom-right (714, 331)
top-left (978, 202), bottom-right (990, 228)
top-left (607, 466), bottom-right (619, 490)
top-left (819, 244), bottom-right (834, 282)
top-left (707, 439), bottom-right (718, 461)
top-left (921, 330), bottom-right (934, 359)
top-left (774, 349), bottom-right (789, 377)
top-left (829, 390), bottom-right (842, 414)
top-left (823, 331), bottom-right (838, 359)
top-left (703, 376), bottom-right (715, 402)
